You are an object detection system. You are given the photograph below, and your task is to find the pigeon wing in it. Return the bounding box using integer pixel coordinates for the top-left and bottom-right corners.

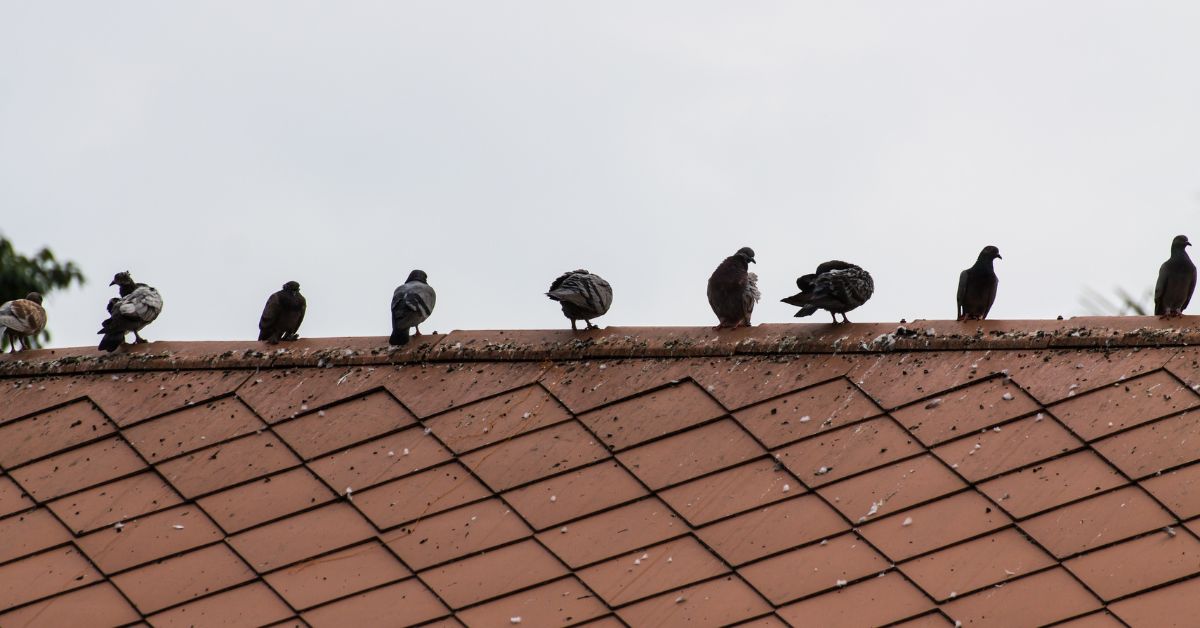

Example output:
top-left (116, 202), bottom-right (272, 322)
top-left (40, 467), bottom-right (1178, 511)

top-left (1155, 261), bottom-right (1170, 315)
top-left (957, 269), bottom-right (969, 319)
top-left (259, 292), bottom-right (281, 333)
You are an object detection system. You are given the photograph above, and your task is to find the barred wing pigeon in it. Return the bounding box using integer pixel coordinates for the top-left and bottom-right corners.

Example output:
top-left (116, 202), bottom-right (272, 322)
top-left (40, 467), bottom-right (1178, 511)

top-left (781, 260), bottom-right (873, 324)
top-left (957, 246), bottom-right (1002, 320)
top-left (98, 273), bottom-right (163, 351)
top-left (1155, 235), bottom-right (1196, 317)
top-left (259, 281), bottom-right (306, 343)
top-left (0, 292), bottom-right (47, 352)
top-left (546, 270), bottom-right (613, 330)
top-left (390, 270), bottom-right (435, 345)
top-left (707, 247), bottom-right (758, 329)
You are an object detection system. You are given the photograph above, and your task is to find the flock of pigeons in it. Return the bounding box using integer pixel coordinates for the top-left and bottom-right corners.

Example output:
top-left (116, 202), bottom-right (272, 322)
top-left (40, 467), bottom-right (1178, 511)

top-left (0, 236), bottom-right (1195, 354)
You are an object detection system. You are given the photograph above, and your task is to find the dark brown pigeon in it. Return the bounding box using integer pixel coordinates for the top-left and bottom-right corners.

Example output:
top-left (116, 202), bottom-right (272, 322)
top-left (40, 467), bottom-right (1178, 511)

top-left (546, 270), bottom-right (613, 330)
top-left (98, 271), bottom-right (162, 351)
top-left (957, 246), bottom-right (1002, 320)
top-left (707, 247), bottom-right (759, 329)
top-left (0, 292), bottom-right (47, 352)
top-left (781, 260), bottom-right (873, 324)
top-left (258, 281), bottom-right (306, 343)
top-left (1155, 235), bottom-right (1196, 317)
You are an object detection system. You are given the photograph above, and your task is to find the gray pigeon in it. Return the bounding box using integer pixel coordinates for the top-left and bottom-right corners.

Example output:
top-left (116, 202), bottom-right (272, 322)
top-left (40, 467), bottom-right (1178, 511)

top-left (390, 270), bottom-right (436, 345)
top-left (1155, 235), bottom-right (1196, 317)
top-left (0, 293), bottom-right (47, 352)
top-left (98, 271), bottom-right (163, 351)
top-left (258, 281), bottom-right (306, 343)
top-left (781, 260), bottom-right (873, 324)
top-left (546, 270), bottom-right (613, 330)
top-left (707, 247), bottom-right (759, 329)
top-left (957, 246), bottom-right (1002, 320)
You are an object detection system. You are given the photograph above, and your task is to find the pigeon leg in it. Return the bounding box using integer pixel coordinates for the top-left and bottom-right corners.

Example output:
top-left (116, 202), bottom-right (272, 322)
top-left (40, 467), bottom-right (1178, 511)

top-left (133, 331), bottom-right (149, 344)
top-left (829, 312), bottom-right (838, 324)
top-left (585, 320), bottom-right (598, 330)
top-left (413, 325), bottom-right (422, 337)
top-left (841, 313), bottom-right (852, 324)
top-left (571, 320), bottom-right (578, 331)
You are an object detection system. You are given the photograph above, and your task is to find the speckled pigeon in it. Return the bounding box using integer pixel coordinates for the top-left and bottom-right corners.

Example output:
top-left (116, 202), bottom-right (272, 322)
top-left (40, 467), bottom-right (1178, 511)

top-left (1155, 235), bottom-right (1196, 317)
top-left (258, 281), bottom-right (306, 343)
top-left (708, 247), bottom-right (759, 329)
top-left (98, 272), bottom-right (163, 351)
top-left (957, 246), bottom-right (1002, 320)
top-left (546, 270), bottom-right (613, 330)
top-left (390, 270), bottom-right (436, 345)
top-left (0, 292), bottom-right (47, 352)
top-left (781, 260), bottom-right (873, 324)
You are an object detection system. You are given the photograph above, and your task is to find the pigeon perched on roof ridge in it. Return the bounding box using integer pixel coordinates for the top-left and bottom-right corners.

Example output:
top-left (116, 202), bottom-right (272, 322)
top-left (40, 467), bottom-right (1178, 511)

top-left (546, 269), bottom-right (613, 331)
top-left (98, 272), bottom-right (163, 352)
top-left (707, 247), bottom-right (758, 329)
top-left (0, 292), bottom-right (47, 353)
top-left (957, 246), bottom-right (1002, 321)
top-left (259, 281), bottom-right (307, 344)
top-left (781, 261), bottom-right (873, 324)
top-left (1155, 234), bottom-right (1196, 318)
top-left (390, 270), bottom-right (436, 346)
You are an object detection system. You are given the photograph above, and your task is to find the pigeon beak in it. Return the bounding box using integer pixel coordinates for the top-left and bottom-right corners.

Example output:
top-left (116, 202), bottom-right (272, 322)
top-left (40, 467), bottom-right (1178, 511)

top-left (109, 279), bottom-right (118, 286)
top-left (997, 254), bottom-right (1003, 260)
top-left (749, 258), bottom-right (756, 264)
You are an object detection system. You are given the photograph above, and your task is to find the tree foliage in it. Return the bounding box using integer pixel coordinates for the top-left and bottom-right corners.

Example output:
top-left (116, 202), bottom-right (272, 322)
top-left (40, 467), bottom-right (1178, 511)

top-left (0, 237), bottom-right (86, 349)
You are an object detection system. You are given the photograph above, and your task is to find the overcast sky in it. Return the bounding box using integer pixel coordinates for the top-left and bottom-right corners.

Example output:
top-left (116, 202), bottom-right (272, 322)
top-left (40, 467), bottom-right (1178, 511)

top-left (3, 2), bottom-right (1200, 348)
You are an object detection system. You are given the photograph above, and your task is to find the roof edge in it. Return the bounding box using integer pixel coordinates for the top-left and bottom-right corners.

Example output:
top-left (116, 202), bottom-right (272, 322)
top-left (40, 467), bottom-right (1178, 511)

top-left (1, 316), bottom-right (1198, 376)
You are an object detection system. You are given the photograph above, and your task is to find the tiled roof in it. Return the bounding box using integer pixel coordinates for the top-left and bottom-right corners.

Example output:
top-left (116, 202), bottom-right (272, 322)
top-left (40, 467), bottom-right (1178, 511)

top-left (3, 318), bottom-right (1200, 626)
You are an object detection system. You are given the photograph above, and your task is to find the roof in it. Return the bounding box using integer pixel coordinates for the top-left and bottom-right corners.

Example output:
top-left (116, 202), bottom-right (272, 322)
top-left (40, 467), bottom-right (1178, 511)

top-left (2, 317), bottom-right (1200, 626)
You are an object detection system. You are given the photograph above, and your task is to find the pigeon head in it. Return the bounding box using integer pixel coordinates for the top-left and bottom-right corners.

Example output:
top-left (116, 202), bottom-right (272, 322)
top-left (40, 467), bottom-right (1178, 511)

top-left (979, 245), bottom-right (1002, 261)
top-left (1173, 235), bottom-right (1192, 252)
top-left (406, 270), bottom-right (429, 284)
top-left (282, 281), bottom-right (301, 292)
top-left (25, 292), bottom-right (43, 304)
top-left (110, 271), bottom-right (134, 287)
top-left (734, 247), bottom-right (756, 264)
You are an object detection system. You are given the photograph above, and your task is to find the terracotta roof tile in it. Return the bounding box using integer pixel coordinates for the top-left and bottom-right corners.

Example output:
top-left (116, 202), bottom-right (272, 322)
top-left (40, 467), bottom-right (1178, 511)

top-left (460, 421), bottom-right (609, 492)
top-left (157, 432), bottom-right (300, 498)
top-left (502, 460), bottom-right (647, 530)
top-left (899, 528), bottom-right (1054, 601)
top-left (306, 425), bottom-right (451, 493)
top-left (46, 471), bottom-right (182, 535)
top-left (272, 390), bottom-right (416, 459)
top-left (737, 532), bottom-right (890, 605)
top-left (536, 497), bottom-right (685, 568)
top-left (195, 467), bottom-right (335, 534)
top-left (0, 375), bottom-right (87, 424)
top-left (110, 543), bottom-right (255, 613)
top-left (1019, 485), bottom-right (1175, 558)
top-left (696, 494), bottom-right (848, 565)
top-left (930, 413), bottom-right (1082, 482)
top-left (0, 583), bottom-right (139, 628)
top-left (579, 381), bottom-right (728, 451)
top-left (1093, 410), bottom-right (1200, 479)
top-left (889, 613), bottom-right (957, 627)
top-left (817, 454), bottom-right (966, 523)
top-left (381, 498), bottom-right (532, 570)
top-left (8, 436), bottom-right (147, 501)
top-left (235, 366), bottom-right (392, 424)
top-left (940, 567), bottom-right (1101, 627)
top-left (1052, 612), bottom-right (1126, 628)
top-left (0, 399), bottom-right (113, 468)
top-left (1107, 576), bottom-right (1200, 626)
top-left (892, 377), bottom-right (1038, 446)
top-left (353, 462), bottom-right (491, 529)
top-left (978, 451), bottom-right (1128, 518)
top-left (577, 535), bottom-right (728, 607)
top-left (227, 502), bottom-right (375, 572)
top-left (75, 504), bottom-right (223, 573)
top-left (418, 539), bottom-right (568, 608)
top-left (540, 359), bottom-right (694, 414)
top-left (775, 416), bottom-right (923, 488)
top-left (454, 576), bottom-right (608, 627)
top-left (1051, 370), bottom-right (1200, 441)
top-left (425, 384), bottom-right (571, 454)
top-left (1064, 531), bottom-right (1200, 601)
top-left (659, 458), bottom-right (798, 527)
top-left (0, 474), bottom-right (32, 518)
top-left (262, 540), bottom-right (411, 610)
top-left (122, 396), bottom-right (265, 462)
top-left (692, 354), bottom-right (857, 411)
top-left (385, 361), bottom-right (548, 418)
top-left (90, 371), bottom-right (252, 427)
top-left (616, 419), bottom-right (764, 489)
top-left (615, 574), bottom-right (771, 626)
top-left (0, 545), bottom-right (103, 611)
top-left (300, 578), bottom-right (449, 627)
top-left (0, 508), bottom-right (72, 564)
top-left (775, 572), bottom-right (934, 628)
top-left (1141, 461), bottom-right (1200, 519)
top-left (732, 378), bottom-right (880, 448)
top-left (145, 581), bottom-right (293, 628)
top-left (732, 615), bottom-right (790, 627)
top-left (857, 490), bottom-right (1010, 561)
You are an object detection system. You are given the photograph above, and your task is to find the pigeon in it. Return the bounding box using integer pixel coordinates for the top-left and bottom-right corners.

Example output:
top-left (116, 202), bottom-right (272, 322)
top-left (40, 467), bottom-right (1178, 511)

top-left (98, 271), bottom-right (163, 352)
top-left (546, 270), bottom-right (613, 330)
top-left (390, 270), bottom-right (436, 345)
top-left (781, 260), bottom-right (874, 324)
top-left (0, 292), bottom-right (47, 353)
top-left (708, 247), bottom-right (759, 329)
top-left (1155, 235), bottom-right (1196, 317)
top-left (957, 246), bottom-right (1002, 320)
top-left (258, 281), bottom-right (306, 343)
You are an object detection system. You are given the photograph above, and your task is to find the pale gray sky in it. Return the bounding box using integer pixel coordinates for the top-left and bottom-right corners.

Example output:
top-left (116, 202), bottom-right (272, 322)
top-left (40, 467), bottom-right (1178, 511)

top-left (3, 2), bottom-right (1200, 348)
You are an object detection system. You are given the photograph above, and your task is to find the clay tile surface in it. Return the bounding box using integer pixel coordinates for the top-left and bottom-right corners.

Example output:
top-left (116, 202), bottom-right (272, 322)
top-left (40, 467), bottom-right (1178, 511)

top-left (7, 322), bottom-right (1200, 623)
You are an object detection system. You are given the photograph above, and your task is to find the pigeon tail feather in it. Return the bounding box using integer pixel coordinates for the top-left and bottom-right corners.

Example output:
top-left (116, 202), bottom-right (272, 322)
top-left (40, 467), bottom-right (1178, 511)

top-left (389, 327), bottom-right (411, 346)
top-left (98, 331), bottom-right (124, 352)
